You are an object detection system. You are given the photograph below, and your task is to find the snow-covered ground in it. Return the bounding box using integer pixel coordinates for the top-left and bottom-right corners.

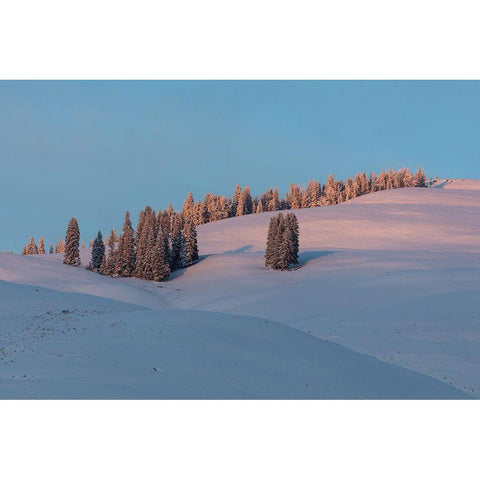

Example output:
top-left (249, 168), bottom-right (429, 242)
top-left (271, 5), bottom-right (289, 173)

top-left (1, 179), bottom-right (479, 398)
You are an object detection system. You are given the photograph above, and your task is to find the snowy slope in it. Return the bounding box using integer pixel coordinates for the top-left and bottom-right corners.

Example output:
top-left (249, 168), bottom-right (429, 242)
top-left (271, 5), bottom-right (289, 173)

top-left (1, 179), bottom-right (480, 398)
top-left (0, 281), bottom-right (468, 399)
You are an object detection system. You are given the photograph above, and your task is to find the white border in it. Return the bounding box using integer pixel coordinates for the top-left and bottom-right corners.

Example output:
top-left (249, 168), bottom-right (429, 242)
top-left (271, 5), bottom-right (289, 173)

top-left (1, 0), bottom-right (480, 79)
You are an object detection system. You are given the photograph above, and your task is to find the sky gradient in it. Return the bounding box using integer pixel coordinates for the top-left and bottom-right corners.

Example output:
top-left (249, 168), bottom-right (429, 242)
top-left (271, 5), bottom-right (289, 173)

top-left (1, 80), bottom-right (479, 252)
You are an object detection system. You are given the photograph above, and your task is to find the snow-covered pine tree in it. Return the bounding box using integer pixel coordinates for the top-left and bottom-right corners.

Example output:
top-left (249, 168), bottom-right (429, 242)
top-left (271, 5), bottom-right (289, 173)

top-left (267, 187), bottom-right (280, 211)
top-left (49, 243), bottom-right (54, 254)
top-left (64, 218), bottom-right (81, 266)
top-left (304, 179), bottom-right (321, 207)
top-left (55, 239), bottom-right (64, 253)
top-left (182, 192), bottom-right (195, 225)
top-left (169, 215), bottom-right (185, 271)
top-left (38, 236), bottom-right (45, 254)
top-left (286, 184), bottom-right (304, 209)
top-left (115, 210), bottom-right (136, 277)
top-left (285, 212), bottom-right (300, 265)
top-left (101, 230), bottom-right (118, 276)
top-left (265, 215), bottom-right (280, 268)
top-left (413, 167), bottom-right (426, 187)
top-left (183, 221), bottom-right (199, 266)
top-left (22, 245), bottom-right (27, 255)
top-left (134, 206), bottom-right (154, 278)
top-left (90, 230), bottom-right (105, 272)
top-left (231, 184), bottom-right (242, 216)
top-left (151, 228), bottom-right (171, 281)
top-left (324, 173), bottom-right (339, 205)
top-left (26, 237), bottom-right (38, 255)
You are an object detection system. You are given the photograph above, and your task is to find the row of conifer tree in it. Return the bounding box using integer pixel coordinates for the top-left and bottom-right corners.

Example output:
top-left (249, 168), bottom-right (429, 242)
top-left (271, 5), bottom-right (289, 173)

top-left (181, 166), bottom-right (426, 226)
top-left (54, 209), bottom-right (199, 282)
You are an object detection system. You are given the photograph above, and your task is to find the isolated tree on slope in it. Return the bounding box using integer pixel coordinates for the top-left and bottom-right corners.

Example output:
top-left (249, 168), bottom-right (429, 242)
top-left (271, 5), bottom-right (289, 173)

top-left (265, 213), bottom-right (299, 270)
top-left (38, 236), bottom-right (45, 254)
top-left (64, 218), bottom-right (81, 266)
top-left (49, 243), bottom-right (54, 254)
top-left (90, 230), bottom-right (105, 272)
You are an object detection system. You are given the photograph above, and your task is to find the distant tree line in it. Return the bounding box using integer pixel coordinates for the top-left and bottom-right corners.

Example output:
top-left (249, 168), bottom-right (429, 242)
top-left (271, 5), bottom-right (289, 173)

top-left (180, 166), bottom-right (426, 227)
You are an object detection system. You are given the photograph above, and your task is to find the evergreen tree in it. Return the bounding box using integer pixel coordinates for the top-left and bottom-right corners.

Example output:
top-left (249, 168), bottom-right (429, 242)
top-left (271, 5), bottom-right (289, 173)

top-left (413, 167), bottom-right (426, 187)
top-left (265, 213), bottom-right (299, 270)
top-left (55, 238), bottom-right (65, 254)
top-left (286, 184), bottom-right (304, 209)
top-left (22, 246), bottom-right (27, 255)
top-left (64, 218), bottom-right (81, 266)
top-left (151, 228), bottom-right (171, 281)
top-left (135, 206), bottom-right (155, 278)
top-left (170, 216), bottom-right (185, 270)
top-left (90, 230), bottom-right (105, 272)
top-left (115, 211), bottom-right (136, 277)
top-left (183, 221), bottom-right (199, 266)
top-left (182, 192), bottom-right (195, 225)
top-left (101, 230), bottom-right (117, 276)
top-left (304, 179), bottom-right (321, 207)
top-left (231, 184), bottom-right (242, 216)
top-left (26, 237), bottom-right (38, 255)
top-left (265, 215), bottom-right (280, 268)
top-left (285, 213), bottom-right (300, 265)
top-left (49, 243), bottom-right (54, 254)
top-left (38, 236), bottom-right (45, 254)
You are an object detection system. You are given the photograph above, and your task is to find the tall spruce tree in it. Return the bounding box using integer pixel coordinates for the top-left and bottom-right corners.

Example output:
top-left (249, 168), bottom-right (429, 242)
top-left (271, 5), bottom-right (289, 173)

top-left (38, 236), bottom-right (45, 254)
top-left (151, 228), bottom-right (171, 281)
top-left (170, 216), bottom-right (185, 270)
top-left (182, 192), bottom-right (195, 225)
top-left (183, 221), bottom-right (199, 266)
top-left (115, 211), bottom-right (136, 277)
top-left (90, 230), bottom-right (105, 272)
top-left (49, 243), bottom-right (54, 254)
top-left (265, 215), bottom-right (280, 268)
top-left (285, 213), bottom-right (300, 265)
top-left (26, 237), bottom-right (38, 255)
top-left (63, 218), bottom-right (81, 266)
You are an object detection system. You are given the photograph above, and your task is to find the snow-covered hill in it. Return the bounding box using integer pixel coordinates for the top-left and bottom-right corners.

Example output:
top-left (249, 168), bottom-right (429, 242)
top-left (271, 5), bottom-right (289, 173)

top-left (1, 179), bottom-right (479, 398)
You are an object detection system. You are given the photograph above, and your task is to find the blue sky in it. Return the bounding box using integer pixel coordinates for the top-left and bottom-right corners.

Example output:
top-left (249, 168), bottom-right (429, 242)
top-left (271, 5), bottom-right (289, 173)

top-left (1, 80), bottom-right (479, 252)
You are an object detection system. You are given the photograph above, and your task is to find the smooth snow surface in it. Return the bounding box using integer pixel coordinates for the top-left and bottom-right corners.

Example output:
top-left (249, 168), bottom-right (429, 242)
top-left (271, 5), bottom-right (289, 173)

top-left (2, 179), bottom-right (479, 398)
